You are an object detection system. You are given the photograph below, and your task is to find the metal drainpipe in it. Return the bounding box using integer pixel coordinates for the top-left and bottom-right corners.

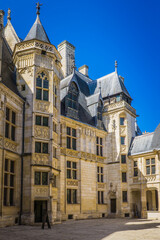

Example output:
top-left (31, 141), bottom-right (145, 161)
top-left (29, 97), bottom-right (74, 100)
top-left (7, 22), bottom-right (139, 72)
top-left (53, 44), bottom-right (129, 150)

top-left (19, 101), bottom-right (25, 225)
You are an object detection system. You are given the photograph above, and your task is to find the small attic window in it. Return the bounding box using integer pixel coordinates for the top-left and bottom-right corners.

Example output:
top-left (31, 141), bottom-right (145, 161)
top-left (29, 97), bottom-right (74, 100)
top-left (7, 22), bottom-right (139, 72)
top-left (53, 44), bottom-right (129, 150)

top-left (41, 50), bottom-right (46, 55)
top-left (67, 82), bottom-right (79, 110)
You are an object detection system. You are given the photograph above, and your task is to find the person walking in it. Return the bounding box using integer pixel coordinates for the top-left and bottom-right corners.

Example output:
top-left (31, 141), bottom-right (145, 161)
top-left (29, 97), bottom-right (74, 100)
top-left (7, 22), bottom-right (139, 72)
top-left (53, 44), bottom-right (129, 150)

top-left (41, 210), bottom-right (51, 229)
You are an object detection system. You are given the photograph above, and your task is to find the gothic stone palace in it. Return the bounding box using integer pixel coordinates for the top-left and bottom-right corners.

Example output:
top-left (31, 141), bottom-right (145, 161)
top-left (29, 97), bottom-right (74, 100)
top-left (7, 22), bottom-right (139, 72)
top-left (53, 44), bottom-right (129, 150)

top-left (0, 6), bottom-right (160, 227)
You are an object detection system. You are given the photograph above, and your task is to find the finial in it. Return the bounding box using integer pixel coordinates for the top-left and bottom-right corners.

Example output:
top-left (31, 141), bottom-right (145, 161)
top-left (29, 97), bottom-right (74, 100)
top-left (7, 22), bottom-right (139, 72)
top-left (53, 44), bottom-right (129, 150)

top-left (36, 2), bottom-right (42, 15)
top-left (7, 8), bottom-right (11, 21)
top-left (115, 60), bottom-right (118, 73)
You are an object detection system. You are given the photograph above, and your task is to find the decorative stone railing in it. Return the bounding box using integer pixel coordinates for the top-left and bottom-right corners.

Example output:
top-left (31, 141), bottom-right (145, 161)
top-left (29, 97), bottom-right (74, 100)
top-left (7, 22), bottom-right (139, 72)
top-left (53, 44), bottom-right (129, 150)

top-left (104, 101), bottom-right (136, 115)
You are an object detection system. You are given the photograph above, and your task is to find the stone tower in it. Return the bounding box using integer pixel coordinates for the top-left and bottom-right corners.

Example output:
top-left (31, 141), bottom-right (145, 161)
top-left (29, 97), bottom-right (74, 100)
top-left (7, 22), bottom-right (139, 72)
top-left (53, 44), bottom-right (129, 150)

top-left (13, 8), bottom-right (61, 224)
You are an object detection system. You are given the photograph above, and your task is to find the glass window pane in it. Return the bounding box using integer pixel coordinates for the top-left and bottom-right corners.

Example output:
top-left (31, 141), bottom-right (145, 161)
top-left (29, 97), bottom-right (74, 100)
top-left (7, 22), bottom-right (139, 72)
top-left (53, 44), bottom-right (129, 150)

top-left (101, 175), bottom-right (103, 182)
top-left (146, 159), bottom-right (150, 165)
top-left (35, 142), bottom-right (41, 153)
top-left (120, 117), bottom-right (124, 125)
top-left (123, 191), bottom-right (127, 202)
top-left (6, 107), bottom-right (10, 121)
top-left (35, 172), bottom-right (41, 185)
top-left (101, 192), bottom-right (104, 204)
top-left (67, 137), bottom-right (71, 149)
top-left (146, 166), bottom-right (150, 175)
top-left (43, 143), bottom-right (48, 154)
top-left (67, 161), bottom-right (71, 168)
top-left (43, 90), bottom-right (48, 101)
top-left (36, 89), bottom-right (42, 100)
top-left (67, 127), bottom-right (71, 135)
top-left (100, 146), bottom-right (103, 156)
top-left (5, 123), bottom-right (9, 138)
top-left (121, 155), bottom-right (126, 163)
top-left (96, 146), bottom-right (99, 155)
top-left (134, 168), bottom-right (138, 177)
top-left (151, 165), bottom-right (155, 174)
top-left (4, 173), bottom-right (8, 186)
top-left (134, 161), bottom-right (137, 167)
top-left (36, 77), bottom-right (42, 87)
top-left (100, 138), bottom-right (102, 145)
top-left (97, 167), bottom-right (99, 173)
top-left (10, 161), bottom-right (14, 173)
top-left (4, 188), bottom-right (7, 206)
top-left (10, 189), bottom-right (14, 206)
top-left (10, 175), bottom-right (14, 187)
top-left (72, 170), bottom-right (77, 179)
top-left (122, 172), bottom-right (127, 182)
top-left (67, 169), bottom-right (71, 179)
top-left (42, 172), bottom-right (48, 185)
top-left (151, 158), bottom-right (155, 164)
top-left (121, 137), bottom-right (125, 145)
top-left (73, 189), bottom-right (77, 203)
top-left (11, 126), bottom-right (15, 141)
top-left (72, 138), bottom-right (76, 150)
top-left (101, 167), bottom-right (103, 173)
top-left (5, 159), bottom-right (8, 171)
top-left (67, 189), bottom-right (71, 204)
top-left (98, 191), bottom-right (100, 204)
top-left (72, 162), bottom-right (76, 169)
top-left (36, 116), bottom-right (41, 125)
top-left (43, 117), bottom-right (48, 126)
top-left (43, 79), bottom-right (49, 89)
top-left (12, 112), bottom-right (16, 124)
top-left (96, 137), bottom-right (99, 144)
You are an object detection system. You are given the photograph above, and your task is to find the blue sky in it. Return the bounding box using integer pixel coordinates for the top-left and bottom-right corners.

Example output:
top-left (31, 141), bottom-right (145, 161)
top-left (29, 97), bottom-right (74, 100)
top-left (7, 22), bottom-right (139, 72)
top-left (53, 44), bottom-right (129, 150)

top-left (1, 0), bottom-right (160, 132)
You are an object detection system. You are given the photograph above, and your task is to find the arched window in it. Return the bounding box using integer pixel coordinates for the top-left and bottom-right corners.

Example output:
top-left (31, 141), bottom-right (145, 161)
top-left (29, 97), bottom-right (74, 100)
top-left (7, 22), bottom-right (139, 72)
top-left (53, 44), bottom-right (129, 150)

top-left (67, 82), bottom-right (79, 110)
top-left (36, 72), bottom-right (49, 101)
top-left (97, 100), bottom-right (103, 121)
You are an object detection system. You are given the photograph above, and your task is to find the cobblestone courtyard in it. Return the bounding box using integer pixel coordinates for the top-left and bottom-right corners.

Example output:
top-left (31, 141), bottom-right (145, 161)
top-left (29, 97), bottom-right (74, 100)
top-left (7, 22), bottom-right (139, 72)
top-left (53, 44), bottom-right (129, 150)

top-left (1, 219), bottom-right (160, 240)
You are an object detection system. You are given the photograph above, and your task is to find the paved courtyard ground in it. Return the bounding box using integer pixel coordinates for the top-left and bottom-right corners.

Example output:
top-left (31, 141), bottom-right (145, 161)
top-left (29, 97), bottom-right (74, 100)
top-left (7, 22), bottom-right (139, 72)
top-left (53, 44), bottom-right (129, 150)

top-left (0, 218), bottom-right (160, 240)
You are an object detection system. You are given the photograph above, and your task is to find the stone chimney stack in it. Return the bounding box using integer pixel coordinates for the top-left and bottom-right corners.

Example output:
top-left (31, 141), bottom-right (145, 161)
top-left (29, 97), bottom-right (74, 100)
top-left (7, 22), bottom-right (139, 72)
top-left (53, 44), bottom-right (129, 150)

top-left (58, 40), bottom-right (75, 78)
top-left (0, 10), bottom-right (5, 30)
top-left (78, 65), bottom-right (89, 77)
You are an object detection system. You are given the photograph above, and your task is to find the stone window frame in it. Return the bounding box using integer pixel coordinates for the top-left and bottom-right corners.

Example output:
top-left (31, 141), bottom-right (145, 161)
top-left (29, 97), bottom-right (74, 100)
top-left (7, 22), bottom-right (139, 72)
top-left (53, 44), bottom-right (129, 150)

top-left (146, 158), bottom-right (156, 175)
top-left (67, 160), bottom-right (77, 179)
top-left (67, 189), bottom-right (77, 204)
top-left (5, 106), bottom-right (16, 141)
top-left (34, 171), bottom-right (48, 185)
top-left (4, 159), bottom-right (15, 206)
top-left (97, 166), bottom-right (104, 182)
top-left (35, 114), bottom-right (49, 127)
top-left (35, 141), bottom-right (48, 154)
top-left (96, 137), bottom-right (103, 156)
top-left (66, 126), bottom-right (77, 150)
top-left (98, 191), bottom-right (104, 204)
top-left (36, 71), bottom-right (49, 101)
top-left (53, 146), bottom-right (57, 158)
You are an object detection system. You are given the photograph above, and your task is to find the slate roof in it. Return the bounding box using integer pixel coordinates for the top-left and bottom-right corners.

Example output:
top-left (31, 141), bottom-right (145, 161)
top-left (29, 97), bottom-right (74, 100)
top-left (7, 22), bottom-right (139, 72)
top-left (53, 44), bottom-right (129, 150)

top-left (25, 15), bottom-right (50, 43)
top-left (129, 124), bottom-right (160, 156)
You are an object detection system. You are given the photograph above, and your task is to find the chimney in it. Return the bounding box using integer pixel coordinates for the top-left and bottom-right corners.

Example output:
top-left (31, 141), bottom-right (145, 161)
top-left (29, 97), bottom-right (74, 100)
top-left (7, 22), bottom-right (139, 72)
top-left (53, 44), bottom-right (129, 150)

top-left (0, 10), bottom-right (5, 30)
top-left (78, 65), bottom-right (89, 77)
top-left (58, 40), bottom-right (75, 78)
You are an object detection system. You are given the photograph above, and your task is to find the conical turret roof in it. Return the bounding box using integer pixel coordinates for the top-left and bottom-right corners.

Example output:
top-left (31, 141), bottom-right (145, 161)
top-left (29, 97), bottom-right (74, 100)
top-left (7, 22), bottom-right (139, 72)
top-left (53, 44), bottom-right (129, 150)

top-left (24, 15), bottom-right (50, 43)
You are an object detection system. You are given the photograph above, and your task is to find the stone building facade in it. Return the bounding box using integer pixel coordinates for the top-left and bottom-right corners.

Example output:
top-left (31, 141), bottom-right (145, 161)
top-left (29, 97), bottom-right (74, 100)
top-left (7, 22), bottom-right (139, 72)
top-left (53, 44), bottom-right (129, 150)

top-left (0, 7), bottom-right (160, 227)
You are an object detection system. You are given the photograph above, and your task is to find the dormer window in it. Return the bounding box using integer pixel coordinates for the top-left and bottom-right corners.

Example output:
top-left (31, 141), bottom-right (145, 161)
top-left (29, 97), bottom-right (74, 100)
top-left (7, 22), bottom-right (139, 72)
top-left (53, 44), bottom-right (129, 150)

top-left (67, 82), bottom-right (79, 110)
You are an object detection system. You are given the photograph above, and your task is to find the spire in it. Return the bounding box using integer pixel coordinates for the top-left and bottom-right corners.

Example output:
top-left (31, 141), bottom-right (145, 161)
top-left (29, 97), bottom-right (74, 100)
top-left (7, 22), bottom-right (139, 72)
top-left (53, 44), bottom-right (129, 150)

top-left (24, 4), bottom-right (50, 43)
top-left (115, 60), bottom-right (118, 73)
top-left (7, 8), bottom-right (11, 21)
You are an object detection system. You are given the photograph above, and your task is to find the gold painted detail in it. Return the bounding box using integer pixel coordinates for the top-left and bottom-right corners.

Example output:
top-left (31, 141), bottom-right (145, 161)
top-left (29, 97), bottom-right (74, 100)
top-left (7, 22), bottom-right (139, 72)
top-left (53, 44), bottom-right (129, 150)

top-left (5, 139), bottom-right (17, 152)
top-left (32, 153), bottom-right (49, 165)
top-left (67, 180), bottom-right (78, 186)
top-left (35, 100), bottom-right (50, 112)
top-left (34, 187), bottom-right (48, 196)
top-left (120, 126), bottom-right (126, 135)
top-left (35, 126), bottom-right (50, 139)
top-left (98, 183), bottom-right (105, 189)
top-left (121, 145), bottom-right (126, 153)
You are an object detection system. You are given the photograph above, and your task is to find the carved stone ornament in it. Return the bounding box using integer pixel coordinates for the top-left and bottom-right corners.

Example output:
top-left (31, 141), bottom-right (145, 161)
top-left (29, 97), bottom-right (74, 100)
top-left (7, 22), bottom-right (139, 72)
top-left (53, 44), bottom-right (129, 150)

top-left (35, 126), bottom-right (49, 139)
top-left (67, 180), bottom-right (78, 186)
top-left (5, 139), bottom-right (17, 152)
top-left (35, 101), bottom-right (50, 112)
top-left (34, 187), bottom-right (48, 197)
top-left (32, 153), bottom-right (49, 165)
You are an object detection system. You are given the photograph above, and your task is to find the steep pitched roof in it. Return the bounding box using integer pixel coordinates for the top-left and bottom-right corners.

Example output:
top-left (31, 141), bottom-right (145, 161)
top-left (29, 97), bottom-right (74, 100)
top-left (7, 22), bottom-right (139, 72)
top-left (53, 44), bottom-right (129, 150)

top-left (4, 19), bottom-right (20, 52)
top-left (91, 71), bottom-right (131, 99)
top-left (129, 124), bottom-right (160, 156)
top-left (24, 15), bottom-right (50, 43)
